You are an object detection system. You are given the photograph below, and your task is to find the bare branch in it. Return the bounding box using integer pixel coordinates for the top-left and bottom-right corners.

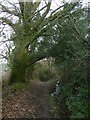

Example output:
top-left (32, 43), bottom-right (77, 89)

top-left (73, 53), bottom-right (88, 70)
top-left (0, 39), bottom-right (13, 46)
top-left (23, 0), bottom-right (42, 23)
top-left (69, 13), bottom-right (88, 44)
top-left (67, 50), bottom-right (81, 60)
top-left (0, 3), bottom-right (21, 17)
top-left (42, 2), bottom-right (79, 28)
top-left (50, 4), bottom-right (66, 15)
top-left (0, 54), bottom-right (8, 60)
top-left (5, 43), bottom-right (11, 59)
top-left (41, 1), bottom-right (52, 19)
top-left (31, 0), bottom-right (42, 13)
top-left (29, 3), bottom-right (49, 22)
top-left (8, 1), bottom-right (20, 12)
top-left (18, 1), bottom-right (24, 19)
top-left (29, 2), bottom-right (52, 33)
top-left (0, 17), bottom-right (16, 31)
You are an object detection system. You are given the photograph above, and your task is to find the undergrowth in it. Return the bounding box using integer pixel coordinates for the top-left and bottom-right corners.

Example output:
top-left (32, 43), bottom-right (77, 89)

top-left (48, 95), bottom-right (60, 118)
top-left (10, 82), bottom-right (30, 92)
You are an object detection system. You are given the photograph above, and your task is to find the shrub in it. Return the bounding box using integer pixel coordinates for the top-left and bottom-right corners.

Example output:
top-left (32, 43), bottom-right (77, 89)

top-left (39, 70), bottom-right (53, 81)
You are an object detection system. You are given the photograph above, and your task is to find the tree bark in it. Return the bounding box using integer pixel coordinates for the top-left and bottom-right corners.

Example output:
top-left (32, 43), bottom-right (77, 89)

top-left (9, 58), bottom-right (27, 84)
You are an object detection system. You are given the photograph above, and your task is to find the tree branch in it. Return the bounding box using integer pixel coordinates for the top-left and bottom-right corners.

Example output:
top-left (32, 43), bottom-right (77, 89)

top-left (26, 51), bottom-right (48, 67)
top-left (0, 39), bottom-right (13, 46)
top-left (73, 53), bottom-right (88, 70)
top-left (0, 17), bottom-right (15, 30)
top-left (30, 4), bottom-right (49, 21)
top-left (69, 13), bottom-right (88, 44)
top-left (23, 0), bottom-right (42, 23)
top-left (39, 2), bottom-right (77, 28)
top-left (0, 3), bottom-right (21, 17)
top-left (25, 2), bottom-right (78, 48)
top-left (0, 54), bottom-right (8, 60)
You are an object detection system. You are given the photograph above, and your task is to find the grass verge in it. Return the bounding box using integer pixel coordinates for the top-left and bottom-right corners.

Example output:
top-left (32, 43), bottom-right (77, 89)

top-left (48, 95), bottom-right (60, 118)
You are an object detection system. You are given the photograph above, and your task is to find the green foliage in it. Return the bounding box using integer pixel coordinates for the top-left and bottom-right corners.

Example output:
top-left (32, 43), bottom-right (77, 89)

top-left (39, 69), bottom-right (53, 81)
top-left (33, 63), bottom-right (53, 81)
top-left (66, 94), bottom-right (88, 118)
top-left (48, 96), bottom-right (59, 118)
top-left (48, 7), bottom-right (88, 118)
top-left (33, 60), bottom-right (59, 81)
top-left (10, 82), bottom-right (29, 92)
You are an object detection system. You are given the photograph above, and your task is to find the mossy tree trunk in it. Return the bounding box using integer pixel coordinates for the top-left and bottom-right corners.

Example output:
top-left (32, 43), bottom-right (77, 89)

top-left (9, 44), bottom-right (47, 84)
top-left (9, 45), bottom-right (28, 84)
top-left (9, 62), bottom-right (26, 84)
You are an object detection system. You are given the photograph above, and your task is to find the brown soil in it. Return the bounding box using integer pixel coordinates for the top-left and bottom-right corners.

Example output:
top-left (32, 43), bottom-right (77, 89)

top-left (2, 80), bottom-right (57, 118)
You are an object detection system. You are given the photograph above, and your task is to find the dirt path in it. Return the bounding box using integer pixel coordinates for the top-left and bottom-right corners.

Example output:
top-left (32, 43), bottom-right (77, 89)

top-left (2, 80), bottom-right (57, 118)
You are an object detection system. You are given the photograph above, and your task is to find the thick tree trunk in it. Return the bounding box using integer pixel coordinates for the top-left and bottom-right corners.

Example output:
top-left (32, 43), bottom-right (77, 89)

top-left (8, 45), bottom-right (47, 84)
top-left (9, 60), bottom-right (27, 84)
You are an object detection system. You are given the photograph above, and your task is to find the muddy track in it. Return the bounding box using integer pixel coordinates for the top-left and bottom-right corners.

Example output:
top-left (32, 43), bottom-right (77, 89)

top-left (2, 80), bottom-right (58, 118)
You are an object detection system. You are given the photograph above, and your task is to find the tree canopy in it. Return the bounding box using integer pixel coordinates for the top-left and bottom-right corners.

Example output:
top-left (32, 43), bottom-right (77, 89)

top-left (0, 0), bottom-right (81, 83)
